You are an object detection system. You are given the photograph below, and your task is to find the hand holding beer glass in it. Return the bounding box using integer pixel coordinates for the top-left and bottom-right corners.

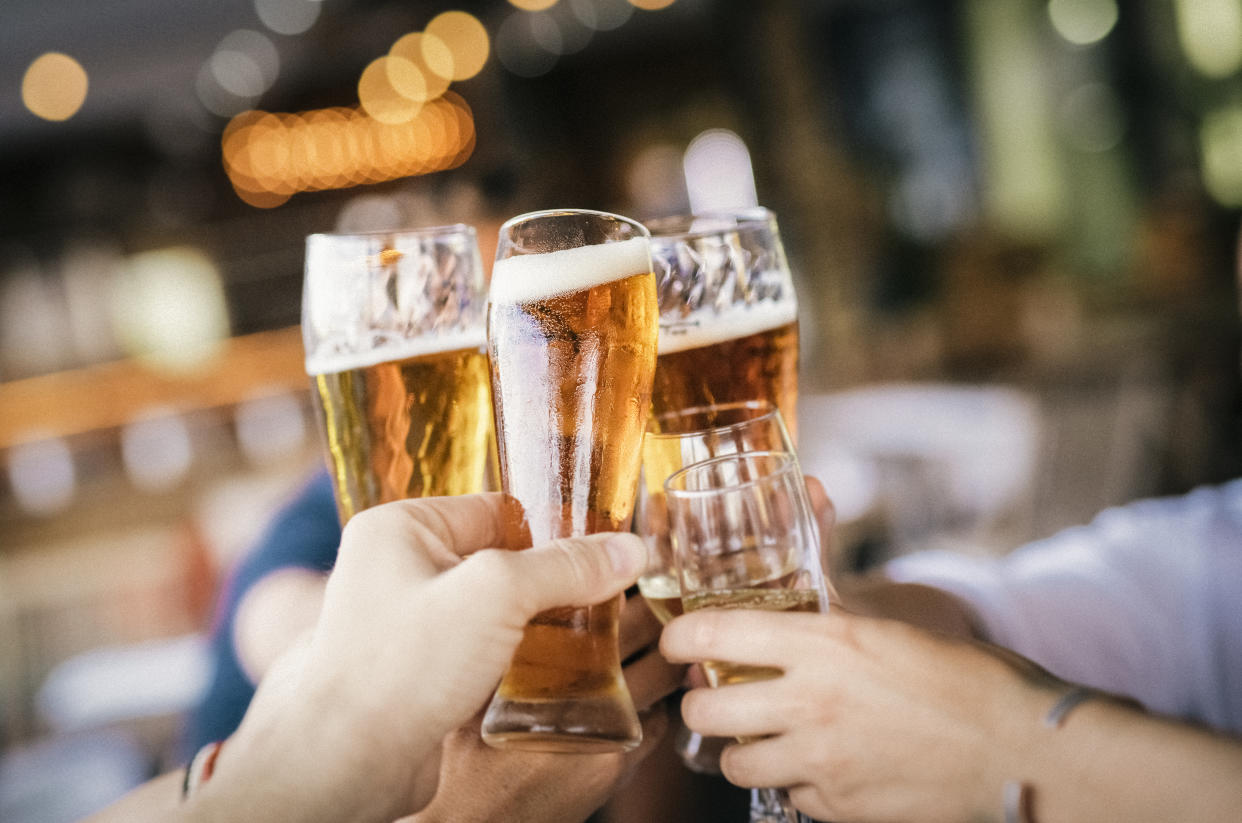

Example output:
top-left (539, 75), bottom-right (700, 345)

top-left (302, 225), bottom-right (494, 523)
top-left (666, 451), bottom-right (833, 823)
top-left (481, 209), bottom-right (658, 752)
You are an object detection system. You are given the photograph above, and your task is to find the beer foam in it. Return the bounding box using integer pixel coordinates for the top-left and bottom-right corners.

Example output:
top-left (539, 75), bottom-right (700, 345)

top-left (305, 327), bottom-right (487, 375)
top-left (658, 298), bottom-right (797, 354)
top-left (488, 237), bottom-right (651, 305)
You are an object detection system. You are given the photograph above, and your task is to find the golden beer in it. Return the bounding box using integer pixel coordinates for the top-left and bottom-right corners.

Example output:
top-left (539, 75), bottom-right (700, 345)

top-left (302, 224), bottom-right (491, 523)
top-left (652, 315), bottom-right (799, 441)
top-left (683, 586), bottom-right (822, 687)
top-left (482, 213), bottom-right (658, 753)
top-left (309, 340), bottom-right (494, 524)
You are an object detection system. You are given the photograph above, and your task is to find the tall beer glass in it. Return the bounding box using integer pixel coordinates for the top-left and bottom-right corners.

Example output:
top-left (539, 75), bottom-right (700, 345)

top-left (302, 225), bottom-right (494, 524)
top-left (646, 207), bottom-right (800, 440)
top-left (481, 209), bottom-right (658, 752)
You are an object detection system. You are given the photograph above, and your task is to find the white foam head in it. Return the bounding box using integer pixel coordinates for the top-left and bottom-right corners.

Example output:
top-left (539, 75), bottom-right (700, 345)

top-left (489, 237), bottom-right (651, 305)
top-left (305, 327), bottom-right (486, 375)
top-left (658, 298), bottom-right (797, 354)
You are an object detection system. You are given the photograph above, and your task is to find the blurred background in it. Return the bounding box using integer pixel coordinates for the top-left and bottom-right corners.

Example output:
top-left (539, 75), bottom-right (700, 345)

top-left (2, 0), bottom-right (1241, 819)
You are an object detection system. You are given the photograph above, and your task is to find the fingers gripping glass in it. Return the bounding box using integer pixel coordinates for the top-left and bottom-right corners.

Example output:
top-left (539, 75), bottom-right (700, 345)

top-left (666, 451), bottom-right (833, 823)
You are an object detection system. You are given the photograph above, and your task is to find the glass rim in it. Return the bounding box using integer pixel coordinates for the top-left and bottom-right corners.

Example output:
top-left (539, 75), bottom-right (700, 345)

top-left (645, 207), bottom-right (776, 243)
top-left (498, 208), bottom-right (651, 238)
top-left (664, 449), bottom-right (800, 498)
top-left (646, 399), bottom-right (781, 439)
top-left (305, 222), bottom-right (478, 242)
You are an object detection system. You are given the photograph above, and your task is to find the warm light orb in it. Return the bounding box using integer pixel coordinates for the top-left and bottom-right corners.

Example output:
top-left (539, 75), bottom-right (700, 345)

top-left (425, 11), bottom-right (490, 80)
top-left (359, 57), bottom-right (423, 124)
top-left (508, 0), bottom-right (558, 10)
top-left (628, 0), bottom-right (676, 10)
top-left (390, 32), bottom-right (452, 101)
top-left (22, 53), bottom-right (89, 121)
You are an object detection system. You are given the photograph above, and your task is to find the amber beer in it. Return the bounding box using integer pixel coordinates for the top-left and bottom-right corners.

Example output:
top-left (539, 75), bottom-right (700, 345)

top-left (482, 212), bottom-right (657, 753)
top-left (308, 336), bottom-right (493, 523)
top-left (652, 307), bottom-right (799, 440)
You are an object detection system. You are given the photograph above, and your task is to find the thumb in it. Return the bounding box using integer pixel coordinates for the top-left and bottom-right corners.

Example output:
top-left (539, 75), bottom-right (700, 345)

top-left (514, 531), bottom-right (648, 616)
top-left (452, 532), bottom-right (649, 623)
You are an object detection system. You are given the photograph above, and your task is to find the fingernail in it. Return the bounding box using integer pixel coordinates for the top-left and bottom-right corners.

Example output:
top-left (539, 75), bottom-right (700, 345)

top-left (606, 533), bottom-right (643, 577)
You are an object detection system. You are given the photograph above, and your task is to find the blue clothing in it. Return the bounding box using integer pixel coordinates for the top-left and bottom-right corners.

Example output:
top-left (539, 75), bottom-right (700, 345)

top-left (183, 471), bottom-right (341, 753)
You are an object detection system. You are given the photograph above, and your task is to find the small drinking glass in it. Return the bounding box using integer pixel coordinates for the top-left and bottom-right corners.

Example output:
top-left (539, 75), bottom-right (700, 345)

top-left (666, 450), bottom-right (833, 823)
top-left (635, 400), bottom-right (796, 774)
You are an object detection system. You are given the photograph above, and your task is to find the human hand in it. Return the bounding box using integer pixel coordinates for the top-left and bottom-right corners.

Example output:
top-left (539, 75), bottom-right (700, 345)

top-left (660, 608), bottom-right (1065, 823)
top-left (407, 592), bottom-right (683, 823)
top-left (198, 493), bottom-right (650, 823)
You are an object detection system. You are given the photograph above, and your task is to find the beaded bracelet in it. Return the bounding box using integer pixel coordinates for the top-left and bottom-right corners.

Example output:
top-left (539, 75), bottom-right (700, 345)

top-left (182, 739), bottom-right (225, 801)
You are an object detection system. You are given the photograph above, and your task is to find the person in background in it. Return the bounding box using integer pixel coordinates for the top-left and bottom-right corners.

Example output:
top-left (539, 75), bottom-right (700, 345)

top-left (89, 494), bottom-right (674, 822)
top-left (655, 227), bottom-right (1242, 821)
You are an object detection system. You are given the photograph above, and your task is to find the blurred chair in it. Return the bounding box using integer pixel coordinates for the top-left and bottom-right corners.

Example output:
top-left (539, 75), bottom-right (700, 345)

top-left (0, 729), bottom-right (149, 823)
top-left (799, 383), bottom-right (1042, 568)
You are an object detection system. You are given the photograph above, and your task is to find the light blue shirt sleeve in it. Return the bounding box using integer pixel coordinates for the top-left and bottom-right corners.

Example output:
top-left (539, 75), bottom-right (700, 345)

top-left (885, 481), bottom-right (1242, 734)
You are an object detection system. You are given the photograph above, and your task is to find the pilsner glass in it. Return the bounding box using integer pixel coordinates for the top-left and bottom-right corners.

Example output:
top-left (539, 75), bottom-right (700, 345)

top-left (302, 224), bottom-right (494, 524)
top-left (666, 451), bottom-right (833, 823)
top-left (481, 209), bottom-right (659, 752)
top-left (646, 207), bottom-right (800, 440)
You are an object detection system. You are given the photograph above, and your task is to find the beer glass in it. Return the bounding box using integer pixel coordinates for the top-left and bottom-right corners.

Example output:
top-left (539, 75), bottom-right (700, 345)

top-left (302, 224), bottom-right (494, 523)
top-left (481, 209), bottom-right (658, 752)
top-left (666, 450), bottom-right (832, 823)
top-left (646, 207), bottom-right (800, 440)
top-left (636, 400), bottom-right (796, 775)
top-left (637, 400), bottom-right (796, 623)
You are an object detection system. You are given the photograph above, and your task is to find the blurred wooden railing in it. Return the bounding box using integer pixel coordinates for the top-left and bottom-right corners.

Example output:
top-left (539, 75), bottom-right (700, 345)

top-left (0, 326), bottom-right (307, 449)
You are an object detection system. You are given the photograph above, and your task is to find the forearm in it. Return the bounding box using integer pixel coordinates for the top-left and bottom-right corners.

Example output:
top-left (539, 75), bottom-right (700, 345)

top-left (81, 771), bottom-right (184, 822)
top-left (1020, 698), bottom-right (1242, 822)
top-left (837, 577), bottom-right (981, 639)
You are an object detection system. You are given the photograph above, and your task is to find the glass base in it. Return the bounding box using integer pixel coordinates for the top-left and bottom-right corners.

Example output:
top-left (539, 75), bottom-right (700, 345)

top-left (481, 693), bottom-right (642, 753)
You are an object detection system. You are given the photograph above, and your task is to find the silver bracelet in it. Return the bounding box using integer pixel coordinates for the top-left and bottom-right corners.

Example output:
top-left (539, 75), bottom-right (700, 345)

top-left (1004, 685), bottom-right (1110, 822)
top-left (1003, 779), bottom-right (1031, 823)
top-left (1043, 685), bottom-right (1104, 728)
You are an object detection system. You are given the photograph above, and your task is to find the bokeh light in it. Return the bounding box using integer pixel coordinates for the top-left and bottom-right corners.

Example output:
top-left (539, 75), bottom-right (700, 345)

top-left (683, 129), bottom-right (758, 213)
top-left (425, 11), bottom-right (490, 81)
top-left (1047, 0), bottom-right (1118, 46)
top-left (359, 57), bottom-right (423, 124)
top-left (390, 32), bottom-right (451, 102)
top-left (221, 95), bottom-right (476, 206)
top-left (1200, 103), bottom-right (1242, 206)
top-left (497, 11), bottom-right (561, 77)
top-left (570, 0), bottom-right (632, 31)
top-left (212, 30), bottom-right (280, 98)
top-left (1174, 0), bottom-right (1242, 78)
top-left (110, 247), bottom-right (230, 372)
top-left (235, 391), bottom-right (307, 465)
top-left (628, 0), bottom-right (676, 10)
top-left (120, 410), bottom-right (193, 493)
top-left (7, 436), bottom-right (76, 515)
top-left (254, 0), bottom-right (321, 36)
top-left (22, 53), bottom-right (89, 122)
top-left (1059, 83), bottom-right (1126, 152)
top-left (508, 0), bottom-right (558, 10)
